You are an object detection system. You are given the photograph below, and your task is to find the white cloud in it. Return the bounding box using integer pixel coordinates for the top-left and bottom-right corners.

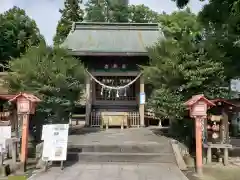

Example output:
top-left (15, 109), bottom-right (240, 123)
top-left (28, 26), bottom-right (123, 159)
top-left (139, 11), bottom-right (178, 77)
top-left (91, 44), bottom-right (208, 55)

top-left (0, 0), bottom-right (207, 45)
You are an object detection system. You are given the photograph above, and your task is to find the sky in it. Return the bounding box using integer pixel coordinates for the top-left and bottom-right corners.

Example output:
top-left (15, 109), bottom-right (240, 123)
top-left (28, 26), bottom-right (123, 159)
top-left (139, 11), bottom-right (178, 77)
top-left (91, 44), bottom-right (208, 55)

top-left (0, 0), bottom-right (208, 45)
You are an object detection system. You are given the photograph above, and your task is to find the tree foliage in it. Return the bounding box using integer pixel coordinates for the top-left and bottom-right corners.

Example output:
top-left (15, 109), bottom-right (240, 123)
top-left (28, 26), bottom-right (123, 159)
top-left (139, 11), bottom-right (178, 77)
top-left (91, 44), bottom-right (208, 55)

top-left (171, 0), bottom-right (206, 8)
top-left (6, 43), bottom-right (85, 122)
top-left (0, 6), bottom-right (42, 66)
top-left (53, 0), bottom-right (84, 46)
top-left (171, 0), bottom-right (240, 81)
top-left (85, 1), bottom-right (159, 23)
top-left (85, 0), bottom-right (129, 22)
top-left (143, 10), bottom-right (227, 120)
top-left (85, 0), bottom-right (106, 22)
top-left (198, 0), bottom-right (240, 80)
top-left (128, 4), bottom-right (159, 23)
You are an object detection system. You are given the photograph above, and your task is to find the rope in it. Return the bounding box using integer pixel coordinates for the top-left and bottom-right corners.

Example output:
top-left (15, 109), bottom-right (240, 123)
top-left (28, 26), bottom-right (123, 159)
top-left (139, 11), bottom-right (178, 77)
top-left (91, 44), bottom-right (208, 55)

top-left (86, 70), bottom-right (142, 90)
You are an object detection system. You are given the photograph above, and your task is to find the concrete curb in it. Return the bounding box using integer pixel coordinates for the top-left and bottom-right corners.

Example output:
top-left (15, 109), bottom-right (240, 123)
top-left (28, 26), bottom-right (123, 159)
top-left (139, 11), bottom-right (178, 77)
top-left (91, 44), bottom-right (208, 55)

top-left (27, 168), bottom-right (45, 180)
top-left (170, 140), bottom-right (188, 171)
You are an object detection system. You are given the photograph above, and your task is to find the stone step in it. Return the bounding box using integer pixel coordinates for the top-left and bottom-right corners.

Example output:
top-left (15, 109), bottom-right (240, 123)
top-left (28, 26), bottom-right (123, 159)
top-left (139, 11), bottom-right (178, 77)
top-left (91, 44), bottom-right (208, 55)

top-left (68, 144), bottom-right (173, 154)
top-left (66, 152), bottom-right (176, 164)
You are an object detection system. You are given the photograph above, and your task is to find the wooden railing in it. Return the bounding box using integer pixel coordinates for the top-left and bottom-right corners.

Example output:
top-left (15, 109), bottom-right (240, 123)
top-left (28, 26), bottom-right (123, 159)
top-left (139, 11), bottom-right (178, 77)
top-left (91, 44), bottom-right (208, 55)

top-left (90, 111), bottom-right (140, 127)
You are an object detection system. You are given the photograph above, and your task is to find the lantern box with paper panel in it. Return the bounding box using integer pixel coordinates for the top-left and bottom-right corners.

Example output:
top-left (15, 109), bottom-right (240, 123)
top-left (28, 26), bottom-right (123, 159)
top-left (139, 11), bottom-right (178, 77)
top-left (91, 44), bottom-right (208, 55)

top-left (9, 93), bottom-right (41, 114)
top-left (184, 94), bottom-right (215, 118)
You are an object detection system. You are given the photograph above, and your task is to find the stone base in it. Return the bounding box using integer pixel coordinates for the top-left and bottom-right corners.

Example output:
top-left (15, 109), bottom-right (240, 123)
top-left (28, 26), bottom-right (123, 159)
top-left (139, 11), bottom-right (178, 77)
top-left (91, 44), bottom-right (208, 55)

top-left (19, 162), bottom-right (27, 173)
top-left (0, 164), bottom-right (10, 177)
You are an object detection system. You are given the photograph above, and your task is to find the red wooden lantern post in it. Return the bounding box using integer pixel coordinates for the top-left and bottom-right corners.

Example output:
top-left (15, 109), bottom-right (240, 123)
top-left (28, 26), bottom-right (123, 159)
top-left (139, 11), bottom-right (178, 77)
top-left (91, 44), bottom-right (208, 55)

top-left (184, 94), bottom-right (215, 176)
top-left (9, 92), bottom-right (41, 172)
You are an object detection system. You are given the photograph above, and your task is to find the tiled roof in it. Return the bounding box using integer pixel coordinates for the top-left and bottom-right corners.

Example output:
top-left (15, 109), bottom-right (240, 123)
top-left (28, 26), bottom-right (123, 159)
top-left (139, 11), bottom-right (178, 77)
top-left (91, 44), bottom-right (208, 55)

top-left (61, 22), bottom-right (163, 55)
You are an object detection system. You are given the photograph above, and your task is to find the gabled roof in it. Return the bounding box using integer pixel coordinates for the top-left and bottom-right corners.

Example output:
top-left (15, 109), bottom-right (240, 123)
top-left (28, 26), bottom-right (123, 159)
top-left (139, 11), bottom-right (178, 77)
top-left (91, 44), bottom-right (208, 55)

top-left (61, 22), bottom-right (163, 56)
top-left (9, 92), bottom-right (41, 103)
top-left (184, 94), bottom-right (215, 106)
top-left (211, 98), bottom-right (237, 107)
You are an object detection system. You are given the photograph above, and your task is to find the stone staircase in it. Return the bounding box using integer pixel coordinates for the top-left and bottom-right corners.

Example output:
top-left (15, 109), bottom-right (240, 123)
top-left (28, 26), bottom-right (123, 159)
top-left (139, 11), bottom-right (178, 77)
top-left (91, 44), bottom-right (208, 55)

top-left (66, 128), bottom-right (176, 164)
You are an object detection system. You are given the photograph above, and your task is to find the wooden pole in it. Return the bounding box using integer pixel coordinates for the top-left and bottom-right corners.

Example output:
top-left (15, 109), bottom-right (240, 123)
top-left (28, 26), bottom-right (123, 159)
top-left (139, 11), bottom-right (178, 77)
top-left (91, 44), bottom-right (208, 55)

top-left (195, 117), bottom-right (203, 176)
top-left (139, 75), bottom-right (145, 127)
top-left (20, 114), bottom-right (29, 172)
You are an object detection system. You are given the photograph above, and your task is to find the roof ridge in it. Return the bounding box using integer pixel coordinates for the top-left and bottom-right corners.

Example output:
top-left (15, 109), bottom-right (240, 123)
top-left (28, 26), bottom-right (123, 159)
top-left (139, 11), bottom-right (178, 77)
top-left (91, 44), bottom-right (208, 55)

top-left (73, 22), bottom-right (160, 31)
top-left (75, 22), bottom-right (159, 26)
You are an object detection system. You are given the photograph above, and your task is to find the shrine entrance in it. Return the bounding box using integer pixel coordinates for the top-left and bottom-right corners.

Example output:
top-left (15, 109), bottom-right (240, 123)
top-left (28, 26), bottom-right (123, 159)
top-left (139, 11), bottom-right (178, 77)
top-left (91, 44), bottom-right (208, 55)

top-left (61, 22), bottom-right (162, 128)
top-left (87, 58), bottom-right (144, 128)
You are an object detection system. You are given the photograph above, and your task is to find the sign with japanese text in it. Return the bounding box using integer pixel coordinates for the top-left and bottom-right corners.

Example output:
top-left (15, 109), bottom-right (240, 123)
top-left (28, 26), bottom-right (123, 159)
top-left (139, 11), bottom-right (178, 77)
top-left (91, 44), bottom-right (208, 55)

top-left (0, 126), bottom-right (11, 153)
top-left (42, 124), bottom-right (69, 161)
top-left (191, 101), bottom-right (207, 117)
top-left (17, 98), bottom-right (30, 114)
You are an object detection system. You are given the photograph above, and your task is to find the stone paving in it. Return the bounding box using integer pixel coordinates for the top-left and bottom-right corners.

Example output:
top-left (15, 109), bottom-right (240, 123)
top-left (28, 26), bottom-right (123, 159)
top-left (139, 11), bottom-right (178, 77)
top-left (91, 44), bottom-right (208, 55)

top-left (29, 128), bottom-right (189, 180)
top-left (29, 163), bottom-right (189, 180)
top-left (68, 127), bottom-right (170, 146)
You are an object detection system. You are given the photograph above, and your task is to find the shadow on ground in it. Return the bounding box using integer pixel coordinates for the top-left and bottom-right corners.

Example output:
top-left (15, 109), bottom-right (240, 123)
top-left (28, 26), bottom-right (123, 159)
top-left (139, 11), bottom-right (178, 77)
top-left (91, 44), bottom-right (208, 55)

top-left (52, 157), bottom-right (79, 169)
top-left (69, 127), bottom-right (102, 135)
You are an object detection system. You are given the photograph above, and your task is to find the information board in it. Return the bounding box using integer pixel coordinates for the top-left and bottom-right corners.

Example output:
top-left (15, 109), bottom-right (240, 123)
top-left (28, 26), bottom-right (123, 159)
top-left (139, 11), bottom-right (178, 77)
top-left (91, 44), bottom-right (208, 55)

top-left (0, 126), bottom-right (11, 152)
top-left (42, 124), bottom-right (69, 161)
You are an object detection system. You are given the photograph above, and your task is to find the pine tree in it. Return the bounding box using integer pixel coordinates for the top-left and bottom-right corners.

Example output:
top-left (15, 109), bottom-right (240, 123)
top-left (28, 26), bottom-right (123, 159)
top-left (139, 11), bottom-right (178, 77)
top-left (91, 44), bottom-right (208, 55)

top-left (144, 10), bottom-right (227, 121)
top-left (53, 0), bottom-right (84, 46)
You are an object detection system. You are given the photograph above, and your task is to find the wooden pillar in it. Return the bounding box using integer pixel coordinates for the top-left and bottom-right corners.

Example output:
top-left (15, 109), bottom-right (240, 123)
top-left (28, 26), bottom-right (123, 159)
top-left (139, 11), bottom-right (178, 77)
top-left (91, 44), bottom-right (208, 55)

top-left (85, 75), bottom-right (91, 126)
top-left (195, 117), bottom-right (203, 176)
top-left (20, 114), bottom-right (29, 172)
top-left (139, 75), bottom-right (145, 127)
top-left (14, 108), bottom-right (18, 138)
top-left (222, 109), bottom-right (229, 143)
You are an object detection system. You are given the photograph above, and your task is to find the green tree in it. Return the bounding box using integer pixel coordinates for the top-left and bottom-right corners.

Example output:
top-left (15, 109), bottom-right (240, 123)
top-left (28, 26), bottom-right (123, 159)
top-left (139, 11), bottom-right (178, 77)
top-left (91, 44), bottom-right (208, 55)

top-left (171, 0), bottom-right (206, 8)
top-left (159, 8), bottom-right (202, 39)
top-left (0, 6), bottom-right (42, 66)
top-left (85, 0), bottom-right (128, 22)
top-left (143, 10), bottom-right (227, 121)
top-left (53, 0), bottom-right (84, 46)
top-left (128, 4), bottom-right (159, 23)
top-left (6, 42), bottom-right (85, 123)
top-left (198, 0), bottom-right (240, 80)
top-left (107, 0), bottom-right (129, 22)
top-left (85, 0), bottom-right (105, 22)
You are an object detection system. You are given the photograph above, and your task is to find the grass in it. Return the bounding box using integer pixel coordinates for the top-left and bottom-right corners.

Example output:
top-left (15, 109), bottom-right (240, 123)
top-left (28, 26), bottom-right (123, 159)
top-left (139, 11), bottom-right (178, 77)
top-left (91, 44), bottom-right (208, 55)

top-left (8, 176), bottom-right (26, 180)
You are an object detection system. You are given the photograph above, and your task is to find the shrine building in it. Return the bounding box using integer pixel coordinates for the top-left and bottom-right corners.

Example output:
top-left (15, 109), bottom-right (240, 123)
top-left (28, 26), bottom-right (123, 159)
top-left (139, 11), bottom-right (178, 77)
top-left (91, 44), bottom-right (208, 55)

top-left (61, 22), bottom-right (163, 128)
